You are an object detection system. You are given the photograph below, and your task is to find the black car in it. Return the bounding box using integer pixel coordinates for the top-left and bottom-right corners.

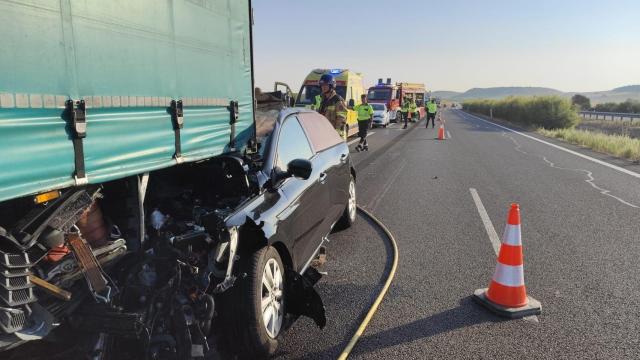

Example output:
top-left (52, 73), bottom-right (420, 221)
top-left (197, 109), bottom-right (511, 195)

top-left (214, 107), bottom-right (357, 356)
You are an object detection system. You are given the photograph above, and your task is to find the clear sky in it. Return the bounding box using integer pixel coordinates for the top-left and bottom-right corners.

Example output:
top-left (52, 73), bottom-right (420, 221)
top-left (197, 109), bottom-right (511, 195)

top-left (252, 0), bottom-right (640, 93)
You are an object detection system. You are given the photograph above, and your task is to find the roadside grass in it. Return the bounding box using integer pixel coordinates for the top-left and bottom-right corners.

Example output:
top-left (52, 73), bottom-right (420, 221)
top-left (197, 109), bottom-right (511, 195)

top-left (537, 128), bottom-right (640, 162)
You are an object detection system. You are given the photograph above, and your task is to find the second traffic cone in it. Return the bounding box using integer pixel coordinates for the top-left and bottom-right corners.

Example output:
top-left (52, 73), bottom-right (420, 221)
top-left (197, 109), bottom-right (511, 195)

top-left (437, 125), bottom-right (445, 140)
top-left (472, 203), bottom-right (541, 318)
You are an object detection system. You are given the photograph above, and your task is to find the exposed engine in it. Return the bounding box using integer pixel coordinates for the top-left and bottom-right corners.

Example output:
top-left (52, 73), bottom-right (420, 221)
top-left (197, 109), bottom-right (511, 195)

top-left (0, 155), bottom-right (257, 359)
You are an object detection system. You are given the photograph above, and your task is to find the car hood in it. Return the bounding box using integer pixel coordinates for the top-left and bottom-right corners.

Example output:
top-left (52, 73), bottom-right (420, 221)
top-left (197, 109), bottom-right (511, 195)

top-left (373, 111), bottom-right (386, 116)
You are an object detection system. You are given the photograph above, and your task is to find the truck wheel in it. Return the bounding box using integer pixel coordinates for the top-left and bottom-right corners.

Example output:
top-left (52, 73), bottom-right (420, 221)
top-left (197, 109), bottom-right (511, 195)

top-left (335, 174), bottom-right (356, 230)
top-left (237, 246), bottom-right (285, 358)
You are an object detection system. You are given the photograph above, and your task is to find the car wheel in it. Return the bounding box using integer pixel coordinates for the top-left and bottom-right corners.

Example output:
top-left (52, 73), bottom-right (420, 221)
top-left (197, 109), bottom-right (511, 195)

top-left (224, 246), bottom-right (285, 358)
top-left (335, 174), bottom-right (356, 230)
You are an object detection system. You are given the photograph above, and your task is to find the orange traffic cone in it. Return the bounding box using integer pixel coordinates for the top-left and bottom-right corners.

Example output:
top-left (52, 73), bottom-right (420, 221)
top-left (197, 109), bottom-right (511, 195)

top-left (473, 203), bottom-right (541, 318)
top-left (437, 125), bottom-right (445, 140)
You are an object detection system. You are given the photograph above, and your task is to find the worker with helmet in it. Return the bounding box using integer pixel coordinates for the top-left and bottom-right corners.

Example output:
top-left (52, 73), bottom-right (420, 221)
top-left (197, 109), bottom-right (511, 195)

top-left (353, 94), bottom-right (374, 151)
top-left (317, 74), bottom-right (348, 136)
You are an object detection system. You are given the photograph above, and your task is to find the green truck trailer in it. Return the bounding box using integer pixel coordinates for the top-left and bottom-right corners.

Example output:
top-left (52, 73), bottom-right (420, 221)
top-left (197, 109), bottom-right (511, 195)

top-left (0, 0), bottom-right (254, 202)
top-left (0, 1), bottom-right (297, 358)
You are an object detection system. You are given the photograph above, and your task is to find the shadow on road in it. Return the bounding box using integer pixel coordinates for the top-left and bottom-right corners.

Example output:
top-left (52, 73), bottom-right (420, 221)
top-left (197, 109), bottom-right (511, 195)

top-left (349, 296), bottom-right (500, 356)
top-left (291, 296), bottom-right (501, 359)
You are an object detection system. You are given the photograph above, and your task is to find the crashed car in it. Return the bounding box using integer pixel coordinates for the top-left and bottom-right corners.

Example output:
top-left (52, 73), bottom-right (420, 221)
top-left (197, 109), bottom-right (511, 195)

top-left (0, 0), bottom-right (355, 359)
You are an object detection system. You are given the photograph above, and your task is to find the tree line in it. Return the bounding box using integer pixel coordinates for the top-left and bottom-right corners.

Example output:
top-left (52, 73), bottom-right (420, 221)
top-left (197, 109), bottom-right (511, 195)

top-left (571, 95), bottom-right (640, 113)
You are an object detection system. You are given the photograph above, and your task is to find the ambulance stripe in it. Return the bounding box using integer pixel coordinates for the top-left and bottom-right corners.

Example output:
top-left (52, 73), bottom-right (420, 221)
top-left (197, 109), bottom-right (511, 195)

top-left (492, 263), bottom-right (525, 287)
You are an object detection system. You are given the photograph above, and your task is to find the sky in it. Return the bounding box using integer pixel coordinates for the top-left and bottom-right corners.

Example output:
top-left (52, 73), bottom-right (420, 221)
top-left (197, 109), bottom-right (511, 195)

top-left (252, 0), bottom-right (640, 93)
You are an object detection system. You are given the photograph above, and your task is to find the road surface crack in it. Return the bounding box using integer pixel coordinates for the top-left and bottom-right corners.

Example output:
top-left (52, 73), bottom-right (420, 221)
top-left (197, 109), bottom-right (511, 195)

top-left (501, 132), bottom-right (639, 209)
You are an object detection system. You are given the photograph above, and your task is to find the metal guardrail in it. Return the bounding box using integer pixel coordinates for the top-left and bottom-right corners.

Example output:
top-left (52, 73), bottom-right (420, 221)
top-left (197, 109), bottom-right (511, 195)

top-left (579, 111), bottom-right (640, 121)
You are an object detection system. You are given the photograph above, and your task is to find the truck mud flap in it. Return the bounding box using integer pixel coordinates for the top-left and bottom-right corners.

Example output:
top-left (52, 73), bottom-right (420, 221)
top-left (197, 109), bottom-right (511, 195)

top-left (285, 268), bottom-right (326, 329)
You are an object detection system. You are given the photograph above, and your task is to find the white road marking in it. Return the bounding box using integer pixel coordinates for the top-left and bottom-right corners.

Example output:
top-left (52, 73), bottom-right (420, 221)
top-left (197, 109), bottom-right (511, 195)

top-left (447, 131), bottom-right (452, 139)
top-left (348, 131), bottom-right (376, 145)
top-left (469, 188), bottom-right (501, 255)
top-left (469, 187), bottom-right (540, 323)
top-left (458, 110), bottom-right (640, 180)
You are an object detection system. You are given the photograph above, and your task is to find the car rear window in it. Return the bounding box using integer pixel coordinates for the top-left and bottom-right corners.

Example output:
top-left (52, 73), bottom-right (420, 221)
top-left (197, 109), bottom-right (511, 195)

top-left (297, 112), bottom-right (343, 153)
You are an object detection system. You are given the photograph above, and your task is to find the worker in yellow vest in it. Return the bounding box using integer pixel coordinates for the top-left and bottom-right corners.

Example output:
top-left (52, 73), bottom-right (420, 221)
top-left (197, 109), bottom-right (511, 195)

top-left (353, 94), bottom-right (374, 151)
top-left (401, 97), bottom-right (411, 129)
top-left (426, 98), bottom-right (438, 128)
top-left (409, 98), bottom-right (418, 123)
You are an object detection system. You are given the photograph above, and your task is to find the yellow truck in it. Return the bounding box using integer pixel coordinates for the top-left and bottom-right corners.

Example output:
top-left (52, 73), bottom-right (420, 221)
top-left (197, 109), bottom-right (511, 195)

top-left (295, 69), bottom-right (365, 138)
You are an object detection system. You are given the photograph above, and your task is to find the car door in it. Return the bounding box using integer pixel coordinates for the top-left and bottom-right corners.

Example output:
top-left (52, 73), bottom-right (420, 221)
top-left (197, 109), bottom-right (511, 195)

top-left (297, 112), bottom-right (350, 230)
top-left (273, 115), bottom-right (330, 271)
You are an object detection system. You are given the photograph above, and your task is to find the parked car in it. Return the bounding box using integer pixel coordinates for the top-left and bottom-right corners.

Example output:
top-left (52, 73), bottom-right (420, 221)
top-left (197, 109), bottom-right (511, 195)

top-left (371, 103), bottom-right (390, 128)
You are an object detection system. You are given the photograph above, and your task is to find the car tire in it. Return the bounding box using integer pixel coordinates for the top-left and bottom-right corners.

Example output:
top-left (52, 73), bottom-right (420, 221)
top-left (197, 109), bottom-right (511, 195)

top-left (221, 246), bottom-right (285, 359)
top-left (335, 174), bottom-right (356, 230)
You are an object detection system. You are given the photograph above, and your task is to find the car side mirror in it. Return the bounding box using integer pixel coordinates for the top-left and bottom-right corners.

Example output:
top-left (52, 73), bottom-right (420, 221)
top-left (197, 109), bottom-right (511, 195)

top-left (287, 159), bottom-right (312, 180)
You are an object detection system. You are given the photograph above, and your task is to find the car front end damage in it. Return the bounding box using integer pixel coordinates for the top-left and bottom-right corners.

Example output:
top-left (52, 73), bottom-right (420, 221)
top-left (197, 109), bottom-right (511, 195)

top-left (0, 154), bottom-right (326, 359)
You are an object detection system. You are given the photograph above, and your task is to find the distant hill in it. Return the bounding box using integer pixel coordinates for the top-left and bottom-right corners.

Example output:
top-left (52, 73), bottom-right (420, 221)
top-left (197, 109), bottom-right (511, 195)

top-left (433, 85), bottom-right (640, 104)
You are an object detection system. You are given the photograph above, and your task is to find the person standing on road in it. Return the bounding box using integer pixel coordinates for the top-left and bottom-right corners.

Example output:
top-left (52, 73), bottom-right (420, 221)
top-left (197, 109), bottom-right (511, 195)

top-left (426, 98), bottom-right (438, 128)
top-left (318, 74), bottom-right (348, 138)
top-left (353, 94), bottom-right (374, 152)
top-left (409, 98), bottom-right (418, 123)
top-left (401, 96), bottom-right (411, 129)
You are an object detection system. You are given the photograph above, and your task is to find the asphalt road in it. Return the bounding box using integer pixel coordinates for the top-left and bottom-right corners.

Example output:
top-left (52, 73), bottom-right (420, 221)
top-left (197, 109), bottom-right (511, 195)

top-left (275, 109), bottom-right (640, 359)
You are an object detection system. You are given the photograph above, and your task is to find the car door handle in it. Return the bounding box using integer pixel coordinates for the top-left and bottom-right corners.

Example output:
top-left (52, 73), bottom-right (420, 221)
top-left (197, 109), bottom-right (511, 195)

top-left (340, 153), bottom-right (348, 164)
top-left (319, 172), bottom-right (328, 184)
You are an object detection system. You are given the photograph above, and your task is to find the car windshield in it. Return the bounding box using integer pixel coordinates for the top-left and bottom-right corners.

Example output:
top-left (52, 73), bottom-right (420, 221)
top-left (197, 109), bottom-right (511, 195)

top-left (371, 103), bottom-right (385, 111)
top-left (296, 85), bottom-right (347, 104)
top-left (367, 88), bottom-right (391, 100)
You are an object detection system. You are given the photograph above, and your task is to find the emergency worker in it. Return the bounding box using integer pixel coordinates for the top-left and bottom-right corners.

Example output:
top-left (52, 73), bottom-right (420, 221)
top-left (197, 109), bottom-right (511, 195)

top-left (317, 74), bottom-right (348, 137)
top-left (401, 97), bottom-right (411, 129)
top-left (409, 98), bottom-right (418, 122)
top-left (426, 98), bottom-right (438, 128)
top-left (353, 94), bottom-right (374, 151)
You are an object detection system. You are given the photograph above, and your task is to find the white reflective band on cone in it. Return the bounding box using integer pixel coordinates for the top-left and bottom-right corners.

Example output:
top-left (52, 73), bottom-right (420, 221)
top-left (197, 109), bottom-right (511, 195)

top-left (493, 263), bottom-right (525, 287)
top-left (502, 224), bottom-right (522, 246)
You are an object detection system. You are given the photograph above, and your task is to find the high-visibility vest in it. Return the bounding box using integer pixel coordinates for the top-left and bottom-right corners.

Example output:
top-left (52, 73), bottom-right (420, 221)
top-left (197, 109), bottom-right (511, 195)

top-left (409, 101), bottom-right (417, 112)
top-left (354, 103), bottom-right (374, 121)
top-left (401, 101), bottom-right (410, 112)
top-left (312, 94), bottom-right (322, 110)
top-left (427, 101), bottom-right (438, 113)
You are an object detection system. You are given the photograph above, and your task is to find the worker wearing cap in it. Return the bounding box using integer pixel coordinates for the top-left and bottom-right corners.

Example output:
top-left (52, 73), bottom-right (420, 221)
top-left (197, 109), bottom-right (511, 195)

top-left (353, 94), bottom-right (374, 151)
top-left (317, 74), bottom-right (348, 137)
top-left (426, 98), bottom-right (438, 128)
